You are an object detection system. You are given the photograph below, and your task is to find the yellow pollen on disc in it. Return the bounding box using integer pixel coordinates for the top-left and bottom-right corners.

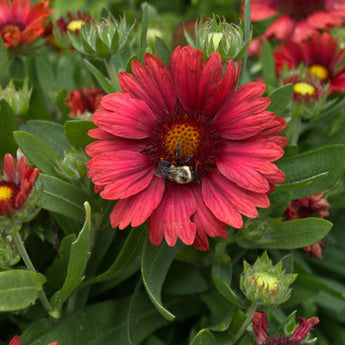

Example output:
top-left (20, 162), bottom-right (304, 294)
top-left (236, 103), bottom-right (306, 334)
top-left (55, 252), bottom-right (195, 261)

top-left (67, 20), bottom-right (85, 32)
top-left (293, 82), bottom-right (315, 96)
top-left (0, 185), bottom-right (13, 202)
top-left (164, 124), bottom-right (200, 161)
top-left (308, 64), bottom-right (329, 81)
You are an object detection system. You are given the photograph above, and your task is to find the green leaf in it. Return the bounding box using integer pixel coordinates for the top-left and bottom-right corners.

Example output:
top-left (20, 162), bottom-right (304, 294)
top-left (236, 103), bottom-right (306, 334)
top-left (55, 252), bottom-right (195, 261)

top-left (190, 329), bottom-right (217, 345)
top-left (89, 225), bottom-right (147, 284)
top-left (14, 131), bottom-right (60, 176)
top-left (212, 256), bottom-right (245, 308)
top-left (50, 202), bottom-right (91, 316)
top-left (0, 100), bottom-right (17, 156)
top-left (139, 2), bottom-right (149, 62)
top-left (64, 120), bottom-right (96, 150)
top-left (35, 52), bottom-right (57, 95)
top-left (40, 174), bottom-right (90, 221)
top-left (267, 83), bottom-right (293, 114)
top-left (23, 120), bottom-right (70, 155)
top-left (0, 270), bottom-right (46, 312)
top-left (141, 241), bottom-right (183, 321)
top-left (153, 37), bottom-right (171, 66)
top-left (21, 296), bottom-right (176, 345)
top-left (83, 59), bottom-right (116, 94)
top-left (239, 0), bottom-right (251, 87)
top-left (261, 40), bottom-right (277, 88)
top-left (239, 217), bottom-right (332, 249)
top-left (276, 145), bottom-right (345, 199)
top-left (0, 39), bottom-right (9, 86)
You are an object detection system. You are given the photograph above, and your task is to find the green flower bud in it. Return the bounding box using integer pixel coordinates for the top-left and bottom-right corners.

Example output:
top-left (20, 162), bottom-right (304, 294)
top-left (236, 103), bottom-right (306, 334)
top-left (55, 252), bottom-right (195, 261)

top-left (68, 14), bottom-right (133, 59)
top-left (54, 150), bottom-right (88, 183)
top-left (240, 251), bottom-right (297, 305)
top-left (194, 15), bottom-right (251, 62)
top-left (0, 235), bottom-right (21, 270)
top-left (0, 80), bottom-right (32, 116)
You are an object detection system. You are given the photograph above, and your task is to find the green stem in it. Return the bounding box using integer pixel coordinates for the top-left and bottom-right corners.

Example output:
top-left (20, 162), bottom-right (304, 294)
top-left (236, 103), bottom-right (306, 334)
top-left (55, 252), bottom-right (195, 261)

top-left (105, 57), bottom-right (121, 92)
top-left (233, 301), bottom-right (258, 344)
top-left (290, 115), bottom-right (302, 146)
top-left (12, 231), bottom-right (54, 315)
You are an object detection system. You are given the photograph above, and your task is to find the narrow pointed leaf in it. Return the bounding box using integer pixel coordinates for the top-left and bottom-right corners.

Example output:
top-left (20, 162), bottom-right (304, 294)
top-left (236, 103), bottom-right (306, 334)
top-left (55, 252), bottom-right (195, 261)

top-left (50, 202), bottom-right (91, 316)
top-left (141, 241), bottom-right (183, 321)
top-left (190, 329), bottom-right (217, 345)
top-left (0, 100), bottom-right (17, 156)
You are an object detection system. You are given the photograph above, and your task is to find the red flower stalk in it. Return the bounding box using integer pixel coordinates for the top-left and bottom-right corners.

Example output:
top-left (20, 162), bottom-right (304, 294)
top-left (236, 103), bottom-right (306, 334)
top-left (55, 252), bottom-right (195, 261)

top-left (9, 335), bottom-right (57, 345)
top-left (86, 46), bottom-right (287, 250)
top-left (65, 86), bottom-right (105, 116)
top-left (253, 311), bottom-right (319, 345)
top-left (275, 33), bottom-right (345, 93)
top-left (0, 153), bottom-right (39, 218)
top-left (250, 0), bottom-right (345, 43)
top-left (0, 0), bottom-right (53, 48)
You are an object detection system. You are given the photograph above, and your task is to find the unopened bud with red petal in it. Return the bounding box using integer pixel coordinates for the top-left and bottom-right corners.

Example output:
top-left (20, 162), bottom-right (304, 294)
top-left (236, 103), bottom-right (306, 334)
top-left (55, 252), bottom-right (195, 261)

top-left (0, 153), bottom-right (42, 231)
top-left (240, 251), bottom-right (297, 305)
top-left (68, 14), bottom-right (133, 58)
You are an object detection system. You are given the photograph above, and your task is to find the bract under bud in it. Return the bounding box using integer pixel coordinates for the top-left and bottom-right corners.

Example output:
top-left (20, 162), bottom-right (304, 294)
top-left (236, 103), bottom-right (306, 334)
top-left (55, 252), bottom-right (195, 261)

top-left (68, 14), bottom-right (133, 59)
top-left (194, 15), bottom-right (251, 62)
top-left (240, 251), bottom-right (297, 305)
top-left (0, 80), bottom-right (32, 116)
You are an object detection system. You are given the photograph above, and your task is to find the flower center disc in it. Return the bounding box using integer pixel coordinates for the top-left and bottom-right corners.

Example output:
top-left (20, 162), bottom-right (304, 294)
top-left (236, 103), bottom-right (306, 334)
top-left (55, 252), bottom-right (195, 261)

top-left (164, 123), bottom-right (200, 163)
top-left (0, 184), bottom-right (14, 202)
top-left (293, 82), bottom-right (315, 96)
top-left (308, 64), bottom-right (329, 81)
top-left (67, 20), bottom-right (85, 32)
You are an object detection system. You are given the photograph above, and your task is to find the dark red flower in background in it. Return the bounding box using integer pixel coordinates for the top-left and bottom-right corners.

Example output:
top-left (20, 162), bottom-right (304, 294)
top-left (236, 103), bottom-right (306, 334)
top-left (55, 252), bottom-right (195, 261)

top-left (0, 0), bottom-right (53, 48)
top-left (0, 154), bottom-right (39, 218)
top-left (274, 33), bottom-right (345, 93)
top-left (86, 46), bottom-right (286, 250)
top-left (253, 311), bottom-right (319, 345)
top-left (250, 0), bottom-right (345, 43)
top-left (65, 86), bottom-right (105, 116)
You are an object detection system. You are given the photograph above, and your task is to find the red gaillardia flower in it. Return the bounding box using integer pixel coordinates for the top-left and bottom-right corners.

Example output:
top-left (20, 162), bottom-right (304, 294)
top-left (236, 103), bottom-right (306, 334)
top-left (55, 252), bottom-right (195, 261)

top-left (0, 0), bottom-right (53, 48)
top-left (9, 335), bottom-right (57, 345)
top-left (253, 311), bottom-right (319, 345)
top-left (65, 86), bottom-right (105, 117)
top-left (0, 153), bottom-right (39, 218)
top-left (275, 33), bottom-right (345, 93)
top-left (250, 0), bottom-right (345, 43)
top-left (86, 46), bottom-right (287, 250)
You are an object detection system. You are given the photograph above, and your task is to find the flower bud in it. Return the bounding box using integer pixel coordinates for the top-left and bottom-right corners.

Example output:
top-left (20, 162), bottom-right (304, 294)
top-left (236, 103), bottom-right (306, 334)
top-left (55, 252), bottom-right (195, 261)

top-left (240, 251), bottom-right (297, 305)
top-left (0, 80), bottom-right (32, 116)
top-left (68, 14), bottom-right (133, 59)
top-left (194, 15), bottom-right (251, 62)
top-left (54, 150), bottom-right (88, 182)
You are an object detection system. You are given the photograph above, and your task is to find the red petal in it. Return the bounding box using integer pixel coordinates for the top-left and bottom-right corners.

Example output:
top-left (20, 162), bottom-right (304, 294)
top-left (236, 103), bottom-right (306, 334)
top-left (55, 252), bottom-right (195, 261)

top-left (202, 170), bottom-right (243, 229)
top-left (148, 183), bottom-right (196, 246)
top-left (87, 150), bottom-right (154, 199)
top-left (252, 311), bottom-right (268, 345)
top-left (143, 53), bottom-right (176, 113)
top-left (169, 46), bottom-right (203, 113)
top-left (190, 184), bottom-right (226, 251)
top-left (4, 153), bottom-right (16, 183)
top-left (9, 335), bottom-right (22, 345)
top-left (94, 93), bottom-right (155, 139)
top-left (216, 155), bottom-right (270, 193)
top-left (110, 176), bottom-right (164, 229)
top-left (265, 15), bottom-right (295, 41)
top-left (250, 0), bottom-right (277, 21)
top-left (291, 317), bottom-right (319, 341)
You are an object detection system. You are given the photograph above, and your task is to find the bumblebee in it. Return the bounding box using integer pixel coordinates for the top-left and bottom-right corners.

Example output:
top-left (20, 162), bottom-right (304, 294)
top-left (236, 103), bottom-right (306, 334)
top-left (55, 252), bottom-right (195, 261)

top-left (156, 160), bottom-right (194, 184)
